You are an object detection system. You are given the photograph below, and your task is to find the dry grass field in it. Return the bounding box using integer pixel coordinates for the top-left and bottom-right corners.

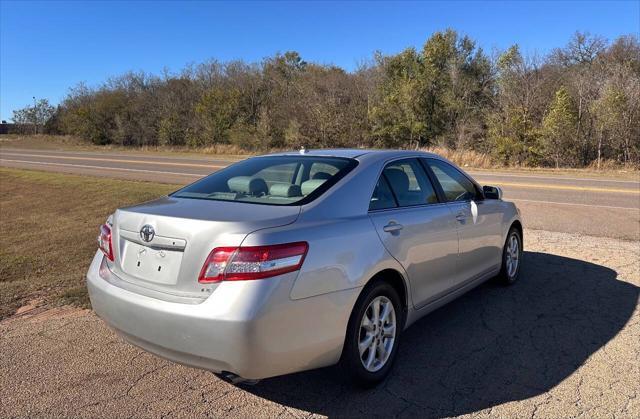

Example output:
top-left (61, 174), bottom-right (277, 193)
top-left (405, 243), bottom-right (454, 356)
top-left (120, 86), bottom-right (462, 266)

top-left (0, 168), bottom-right (175, 319)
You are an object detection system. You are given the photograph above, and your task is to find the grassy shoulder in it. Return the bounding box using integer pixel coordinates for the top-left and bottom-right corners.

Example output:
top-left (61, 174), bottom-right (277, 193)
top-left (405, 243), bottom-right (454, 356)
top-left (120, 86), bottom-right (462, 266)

top-left (0, 168), bottom-right (175, 319)
top-left (0, 134), bottom-right (248, 161)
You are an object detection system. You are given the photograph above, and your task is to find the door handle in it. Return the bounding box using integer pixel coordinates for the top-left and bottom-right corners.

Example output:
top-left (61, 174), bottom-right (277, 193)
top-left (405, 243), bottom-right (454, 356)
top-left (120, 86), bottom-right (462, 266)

top-left (455, 212), bottom-right (466, 222)
top-left (383, 221), bottom-right (404, 233)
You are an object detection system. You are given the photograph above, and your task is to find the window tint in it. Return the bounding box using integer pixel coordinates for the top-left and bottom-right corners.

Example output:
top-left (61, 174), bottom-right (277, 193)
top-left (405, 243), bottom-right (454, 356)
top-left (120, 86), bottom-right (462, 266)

top-left (382, 159), bottom-right (438, 207)
top-left (172, 156), bottom-right (357, 206)
top-left (369, 175), bottom-right (397, 210)
top-left (426, 159), bottom-right (478, 202)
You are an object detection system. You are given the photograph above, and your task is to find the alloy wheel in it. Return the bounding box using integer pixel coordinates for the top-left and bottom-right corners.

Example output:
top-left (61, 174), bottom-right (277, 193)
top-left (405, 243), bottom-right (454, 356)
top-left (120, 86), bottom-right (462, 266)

top-left (358, 296), bottom-right (396, 372)
top-left (505, 233), bottom-right (520, 278)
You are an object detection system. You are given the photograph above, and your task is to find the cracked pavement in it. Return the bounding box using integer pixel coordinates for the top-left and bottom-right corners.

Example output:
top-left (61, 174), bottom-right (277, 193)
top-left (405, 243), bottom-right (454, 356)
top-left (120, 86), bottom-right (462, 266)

top-left (1, 229), bottom-right (639, 418)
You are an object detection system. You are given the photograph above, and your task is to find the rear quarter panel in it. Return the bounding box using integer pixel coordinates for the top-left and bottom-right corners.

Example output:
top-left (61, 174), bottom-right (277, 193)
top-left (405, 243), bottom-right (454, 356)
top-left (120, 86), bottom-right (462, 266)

top-left (240, 216), bottom-right (406, 300)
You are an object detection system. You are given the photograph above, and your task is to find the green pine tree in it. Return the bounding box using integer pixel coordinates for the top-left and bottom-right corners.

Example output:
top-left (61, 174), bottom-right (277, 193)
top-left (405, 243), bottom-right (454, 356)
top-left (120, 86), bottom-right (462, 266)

top-left (542, 87), bottom-right (578, 168)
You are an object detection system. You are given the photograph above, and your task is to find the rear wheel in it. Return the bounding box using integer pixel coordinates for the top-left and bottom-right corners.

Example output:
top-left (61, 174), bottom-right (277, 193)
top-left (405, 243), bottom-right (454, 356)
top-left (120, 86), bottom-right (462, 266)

top-left (497, 227), bottom-right (522, 285)
top-left (341, 280), bottom-right (402, 387)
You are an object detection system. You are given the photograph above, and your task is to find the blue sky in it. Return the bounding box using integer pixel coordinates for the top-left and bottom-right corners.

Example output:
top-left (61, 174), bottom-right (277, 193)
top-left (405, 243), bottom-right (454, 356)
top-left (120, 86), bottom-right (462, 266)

top-left (1, 1), bottom-right (639, 121)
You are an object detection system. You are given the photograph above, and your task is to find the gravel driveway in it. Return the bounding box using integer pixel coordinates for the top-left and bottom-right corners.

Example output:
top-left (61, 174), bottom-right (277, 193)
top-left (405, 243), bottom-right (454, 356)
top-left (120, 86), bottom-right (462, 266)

top-left (1, 229), bottom-right (638, 418)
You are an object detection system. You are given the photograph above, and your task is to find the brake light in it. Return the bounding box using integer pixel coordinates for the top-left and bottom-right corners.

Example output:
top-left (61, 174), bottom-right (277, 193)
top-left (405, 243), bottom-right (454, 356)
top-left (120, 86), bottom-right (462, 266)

top-left (98, 224), bottom-right (114, 261)
top-left (198, 242), bottom-right (308, 283)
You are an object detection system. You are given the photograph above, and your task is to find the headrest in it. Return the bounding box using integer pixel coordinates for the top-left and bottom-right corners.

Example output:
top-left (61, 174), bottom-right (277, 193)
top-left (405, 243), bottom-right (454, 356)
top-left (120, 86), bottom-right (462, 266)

top-left (301, 179), bottom-right (327, 196)
top-left (312, 171), bottom-right (332, 180)
top-left (384, 168), bottom-right (409, 194)
top-left (269, 183), bottom-right (302, 197)
top-left (227, 176), bottom-right (268, 196)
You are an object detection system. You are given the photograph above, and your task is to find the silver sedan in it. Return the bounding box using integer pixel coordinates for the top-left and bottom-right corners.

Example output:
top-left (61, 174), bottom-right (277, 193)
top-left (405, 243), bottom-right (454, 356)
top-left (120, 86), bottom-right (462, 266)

top-left (87, 149), bottom-right (522, 386)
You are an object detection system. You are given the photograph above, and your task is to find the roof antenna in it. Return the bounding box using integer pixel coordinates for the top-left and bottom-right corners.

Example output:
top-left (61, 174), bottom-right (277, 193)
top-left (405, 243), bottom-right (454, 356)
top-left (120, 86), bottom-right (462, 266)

top-left (299, 146), bottom-right (306, 155)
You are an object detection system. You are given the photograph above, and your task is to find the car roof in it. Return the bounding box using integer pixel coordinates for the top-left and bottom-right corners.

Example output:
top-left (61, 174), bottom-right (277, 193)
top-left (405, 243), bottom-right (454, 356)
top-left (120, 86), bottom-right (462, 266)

top-left (266, 148), bottom-right (439, 160)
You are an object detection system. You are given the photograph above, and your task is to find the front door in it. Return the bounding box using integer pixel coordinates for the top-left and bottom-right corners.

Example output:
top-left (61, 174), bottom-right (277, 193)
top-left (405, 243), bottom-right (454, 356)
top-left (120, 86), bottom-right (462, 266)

top-left (424, 159), bottom-right (503, 282)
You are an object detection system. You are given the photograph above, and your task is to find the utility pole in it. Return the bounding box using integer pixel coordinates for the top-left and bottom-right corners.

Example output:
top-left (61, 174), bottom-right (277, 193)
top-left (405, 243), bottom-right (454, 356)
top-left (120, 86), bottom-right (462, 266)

top-left (32, 96), bottom-right (37, 135)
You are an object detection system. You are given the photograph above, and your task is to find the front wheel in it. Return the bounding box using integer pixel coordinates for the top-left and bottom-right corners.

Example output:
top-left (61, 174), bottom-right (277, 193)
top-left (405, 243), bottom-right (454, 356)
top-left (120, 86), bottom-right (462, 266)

top-left (497, 227), bottom-right (522, 285)
top-left (341, 280), bottom-right (402, 387)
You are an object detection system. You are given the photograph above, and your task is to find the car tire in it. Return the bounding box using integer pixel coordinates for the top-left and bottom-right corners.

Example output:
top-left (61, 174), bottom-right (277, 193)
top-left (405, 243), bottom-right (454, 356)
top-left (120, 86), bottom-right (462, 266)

top-left (340, 279), bottom-right (403, 387)
top-left (497, 227), bottom-right (522, 285)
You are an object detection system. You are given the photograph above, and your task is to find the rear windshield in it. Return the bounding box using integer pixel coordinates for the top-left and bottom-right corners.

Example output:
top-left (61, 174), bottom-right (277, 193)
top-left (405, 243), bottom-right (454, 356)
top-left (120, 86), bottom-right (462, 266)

top-left (171, 156), bottom-right (358, 206)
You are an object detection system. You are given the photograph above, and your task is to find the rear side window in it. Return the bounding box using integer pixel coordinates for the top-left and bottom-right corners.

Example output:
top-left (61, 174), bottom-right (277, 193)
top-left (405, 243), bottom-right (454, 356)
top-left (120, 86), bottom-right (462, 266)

top-left (383, 159), bottom-right (438, 207)
top-left (172, 156), bottom-right (357, 206)
top-left (369, 158), bottom-right (439, 210)
top-left (369, 175), bottom-right (397, 210)
top-left (425, 159), bottom-right (478, 202)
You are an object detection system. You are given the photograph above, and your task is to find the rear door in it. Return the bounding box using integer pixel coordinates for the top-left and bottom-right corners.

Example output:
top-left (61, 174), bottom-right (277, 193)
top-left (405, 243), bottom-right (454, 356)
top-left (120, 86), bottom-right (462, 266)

top-left (368, 158), bottom-right (459, 308)
top-left (424, 158), bottom-right (503, 282)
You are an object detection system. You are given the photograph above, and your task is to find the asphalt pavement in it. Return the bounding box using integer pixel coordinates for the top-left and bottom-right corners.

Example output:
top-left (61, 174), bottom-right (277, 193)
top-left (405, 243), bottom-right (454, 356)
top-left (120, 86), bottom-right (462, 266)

top-left (1, 147), bottom-right (639, 240)
top-left (2, 230), bottom-right (638, 418)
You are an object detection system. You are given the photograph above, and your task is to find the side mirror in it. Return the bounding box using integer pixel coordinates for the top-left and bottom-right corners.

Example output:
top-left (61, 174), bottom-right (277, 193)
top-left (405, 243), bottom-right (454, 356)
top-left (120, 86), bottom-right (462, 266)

top-left (483, 185), bottom-right (503, 200)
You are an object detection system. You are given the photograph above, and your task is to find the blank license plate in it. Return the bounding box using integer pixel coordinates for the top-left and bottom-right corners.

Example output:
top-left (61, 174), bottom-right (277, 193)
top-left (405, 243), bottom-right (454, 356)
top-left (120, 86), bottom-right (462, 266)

top-left (121, 241), bottom-right (183, 285)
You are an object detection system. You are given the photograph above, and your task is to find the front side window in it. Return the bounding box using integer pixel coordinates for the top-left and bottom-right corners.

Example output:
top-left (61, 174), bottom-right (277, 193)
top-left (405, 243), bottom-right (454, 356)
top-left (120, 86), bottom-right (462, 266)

top-left (425, 159), bottom-right (478, 202)
top-left (172, 156), bottom-right (357, 206)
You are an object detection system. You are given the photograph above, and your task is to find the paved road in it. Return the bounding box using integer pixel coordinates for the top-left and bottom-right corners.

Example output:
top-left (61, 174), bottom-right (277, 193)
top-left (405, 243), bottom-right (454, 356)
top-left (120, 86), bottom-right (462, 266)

top-left (2, 147), bottom-right (639, 240)
top-left (2, 230), bottom-right (639, 418)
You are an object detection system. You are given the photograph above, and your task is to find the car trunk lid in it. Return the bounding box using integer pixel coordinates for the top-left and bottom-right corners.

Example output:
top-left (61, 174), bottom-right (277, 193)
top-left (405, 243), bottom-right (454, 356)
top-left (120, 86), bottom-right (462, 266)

top-left (108, 196), bottom-right (300, 300)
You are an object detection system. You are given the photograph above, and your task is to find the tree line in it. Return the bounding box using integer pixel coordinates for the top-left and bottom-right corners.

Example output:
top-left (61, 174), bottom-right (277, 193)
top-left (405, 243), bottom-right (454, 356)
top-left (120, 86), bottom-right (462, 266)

top-left (16, 30), bottom-right (640, 168)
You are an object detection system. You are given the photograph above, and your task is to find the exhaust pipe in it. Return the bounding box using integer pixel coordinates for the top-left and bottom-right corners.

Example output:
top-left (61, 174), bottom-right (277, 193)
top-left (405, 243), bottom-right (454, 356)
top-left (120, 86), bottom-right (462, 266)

top-left (217, 371), bottom-right (260, 386)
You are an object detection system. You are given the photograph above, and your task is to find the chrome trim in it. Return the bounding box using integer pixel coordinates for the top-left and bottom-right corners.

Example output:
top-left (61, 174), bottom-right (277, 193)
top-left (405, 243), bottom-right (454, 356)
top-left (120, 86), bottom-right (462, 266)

top-left (119, 229), bottom-right (187, 251)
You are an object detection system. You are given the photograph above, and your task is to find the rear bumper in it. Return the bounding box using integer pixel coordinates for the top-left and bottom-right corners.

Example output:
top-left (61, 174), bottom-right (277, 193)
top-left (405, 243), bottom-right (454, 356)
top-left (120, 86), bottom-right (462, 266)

top-left (86, 252), bottom-right (360, 379)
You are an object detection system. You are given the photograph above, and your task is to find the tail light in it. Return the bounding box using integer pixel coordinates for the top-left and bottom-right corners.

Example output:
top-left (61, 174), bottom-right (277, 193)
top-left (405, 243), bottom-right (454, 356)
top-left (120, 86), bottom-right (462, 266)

top-left (98, 224), bottom-right (114, 261)
top-left (199, 242), bottom-right (308, 283)
top-left (98, 255), bottom-right (111, 280)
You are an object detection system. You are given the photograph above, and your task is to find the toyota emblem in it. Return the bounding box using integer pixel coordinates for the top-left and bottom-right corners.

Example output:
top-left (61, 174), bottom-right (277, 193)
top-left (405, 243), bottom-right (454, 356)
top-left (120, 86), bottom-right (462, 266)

top-left (140, 224), bottom-right (155, 242)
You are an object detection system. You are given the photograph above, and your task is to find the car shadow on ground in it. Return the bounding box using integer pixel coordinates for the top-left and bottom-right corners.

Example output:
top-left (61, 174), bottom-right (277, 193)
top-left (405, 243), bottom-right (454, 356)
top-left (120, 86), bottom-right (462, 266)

top-left (240, 251), bottom-right (639, 417)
